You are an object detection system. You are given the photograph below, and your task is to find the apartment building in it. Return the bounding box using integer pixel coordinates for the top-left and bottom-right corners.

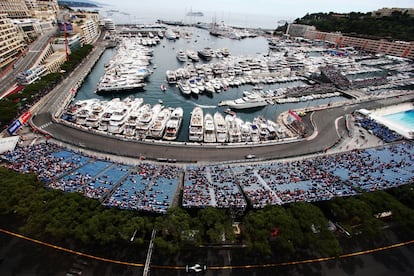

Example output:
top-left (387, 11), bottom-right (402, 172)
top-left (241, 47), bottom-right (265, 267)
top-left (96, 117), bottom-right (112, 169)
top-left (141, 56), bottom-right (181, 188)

top-left (0, 14), bottom-right (25, 71)
top-left (303, 29), bottom-right (414, 59)
top-left (0, 0), bottom-right (31, 19)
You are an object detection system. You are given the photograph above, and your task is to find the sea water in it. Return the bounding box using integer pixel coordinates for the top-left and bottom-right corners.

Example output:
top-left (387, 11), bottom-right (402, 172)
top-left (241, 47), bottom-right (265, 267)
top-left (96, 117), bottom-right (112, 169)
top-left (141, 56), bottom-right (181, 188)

top-left (74, 27), bottom-right (345, 141)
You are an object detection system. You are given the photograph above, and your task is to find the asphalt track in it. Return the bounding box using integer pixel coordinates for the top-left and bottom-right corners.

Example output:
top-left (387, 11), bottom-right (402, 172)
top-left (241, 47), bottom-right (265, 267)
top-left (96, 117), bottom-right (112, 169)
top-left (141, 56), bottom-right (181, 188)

top-left (31, 96), bottom-right (412, 163)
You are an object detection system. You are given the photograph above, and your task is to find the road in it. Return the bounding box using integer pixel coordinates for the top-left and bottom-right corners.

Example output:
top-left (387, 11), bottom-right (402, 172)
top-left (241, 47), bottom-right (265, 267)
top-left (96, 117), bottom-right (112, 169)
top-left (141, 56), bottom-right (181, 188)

top-left (0, 28), bottom-right (57, 97)
top-left (31, 93), bottom-right (413, 163)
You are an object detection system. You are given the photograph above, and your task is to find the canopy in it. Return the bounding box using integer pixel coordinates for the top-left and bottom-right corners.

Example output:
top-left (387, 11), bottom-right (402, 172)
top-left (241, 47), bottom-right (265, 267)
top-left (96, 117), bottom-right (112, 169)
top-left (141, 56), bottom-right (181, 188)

top-left (0, 136), bottom-right (20, 154)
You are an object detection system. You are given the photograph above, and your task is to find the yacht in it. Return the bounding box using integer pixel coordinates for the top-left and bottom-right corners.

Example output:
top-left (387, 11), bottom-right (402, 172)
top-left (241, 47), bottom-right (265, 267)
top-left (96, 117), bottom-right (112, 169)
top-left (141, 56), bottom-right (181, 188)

top-left (108, 101), bottom-right (131, 134)
top-left (253, 116), bottom-right (270, 141)
top-left (219, 93), bottom-right (268, 110)
top-left (85, 100), bottom-right (106, 128)
top-left (136, 104), bottom-right (162, 139)
top-left (149, 107), bottom-right (171, 139)
top-left (221, 48), bottom-right (231, 57)
top-left (188, 79), bottom-right (200, 95)
top-left (189, 107), bottom-right (204, 142)
top-left (97, 98), bottom-right (121, 131)
top-left (164, 29), bottom-right (177, 40)
top-left (75, 108), bottom-right (89, 126)
top-left (197, 47), bottom-right (214, 61)
top-left (163, 107), bottom-right (183, 141)
top-left (176, 49), bottom-right (187, 62)
top-left (123, 100), bottom-right (145, 137)
top-left (177, 80), bottom-right (191, 96)
top-left (203, 113), bottom-right (216, 143)
top-left (166, 70), bottom-right (177, 84)
top-left (214, 112), bottom-right (227, 143)
top-left (237, 119), bottom-right (251, 142)
top-left (186, 49), bottom-right (200, 62)
top-left (249, 122), bottom-right (260, 142)
top-left (225, 115), bottom-right (241, 143)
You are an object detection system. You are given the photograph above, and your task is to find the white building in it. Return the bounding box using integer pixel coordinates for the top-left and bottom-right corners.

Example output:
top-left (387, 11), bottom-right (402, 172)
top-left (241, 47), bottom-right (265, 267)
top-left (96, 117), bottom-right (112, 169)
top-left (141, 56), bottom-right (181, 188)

top-left (0, 13), bottom-right (25, 71)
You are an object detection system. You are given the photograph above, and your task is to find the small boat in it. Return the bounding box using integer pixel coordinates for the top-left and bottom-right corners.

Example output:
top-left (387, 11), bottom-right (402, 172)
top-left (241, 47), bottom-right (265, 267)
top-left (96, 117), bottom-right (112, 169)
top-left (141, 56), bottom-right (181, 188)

top-left (224, 108), bottom-right (236, 116)
top-left (161, 84), bottom-right (167, 91)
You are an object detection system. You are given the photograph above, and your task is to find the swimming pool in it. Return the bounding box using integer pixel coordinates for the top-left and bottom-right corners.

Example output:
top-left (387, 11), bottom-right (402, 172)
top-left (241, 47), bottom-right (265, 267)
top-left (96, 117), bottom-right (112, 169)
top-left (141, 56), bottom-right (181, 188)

top-left (384, 109), bottom-right (414, 130)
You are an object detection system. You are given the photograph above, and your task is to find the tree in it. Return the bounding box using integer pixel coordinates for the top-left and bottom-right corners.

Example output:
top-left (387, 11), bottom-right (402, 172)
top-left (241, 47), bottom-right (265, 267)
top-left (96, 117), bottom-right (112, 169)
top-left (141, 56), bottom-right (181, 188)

top-left (289, 202), bottom-right (342, 257)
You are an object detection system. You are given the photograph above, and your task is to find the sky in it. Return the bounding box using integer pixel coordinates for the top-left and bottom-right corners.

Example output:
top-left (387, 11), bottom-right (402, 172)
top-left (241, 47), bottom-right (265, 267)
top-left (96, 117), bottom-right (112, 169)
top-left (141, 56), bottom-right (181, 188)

top-left (97, 0), bottom-right (414, 19)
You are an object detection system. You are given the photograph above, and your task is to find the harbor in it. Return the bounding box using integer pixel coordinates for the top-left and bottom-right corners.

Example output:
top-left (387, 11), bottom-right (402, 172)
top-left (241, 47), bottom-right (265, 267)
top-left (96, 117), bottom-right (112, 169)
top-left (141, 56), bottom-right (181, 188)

top-left (65, 24), bottom-right (413, 144)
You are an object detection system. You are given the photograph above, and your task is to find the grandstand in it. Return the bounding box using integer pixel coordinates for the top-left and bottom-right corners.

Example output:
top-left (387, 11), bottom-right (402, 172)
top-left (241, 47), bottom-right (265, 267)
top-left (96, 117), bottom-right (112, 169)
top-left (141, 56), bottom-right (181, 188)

top-left (1, 141), bottom-right (414, 214)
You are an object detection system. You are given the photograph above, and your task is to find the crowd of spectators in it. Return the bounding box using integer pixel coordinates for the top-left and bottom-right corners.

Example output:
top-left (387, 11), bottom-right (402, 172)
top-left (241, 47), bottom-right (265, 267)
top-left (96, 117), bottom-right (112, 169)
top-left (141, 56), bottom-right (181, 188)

top-left (356, 117), bottom-right (403, 143)
top-left (351, 76), bottom-right (387, 89)
top-left (1, 141), bottom-right (413, 213)
top-left (286, 83), bottom-right (337, 97)
top-left (320, 65), bottom-right (351, 90)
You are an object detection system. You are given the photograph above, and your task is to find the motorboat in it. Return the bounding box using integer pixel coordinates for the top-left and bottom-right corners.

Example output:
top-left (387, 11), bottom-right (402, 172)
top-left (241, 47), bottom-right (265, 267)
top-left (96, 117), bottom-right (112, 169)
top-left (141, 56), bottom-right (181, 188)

top-left (197, 47), bottom-right (213, 61)
top-left (177, 81), bottom-right (191, 96)
top-left (203, 113), bottom-right (216, 143)
top-left (176, 49), bottom-right (187, 62)
top-left (166, 70), bottom-right (177, 84)
top-left (189, 107), bottom-right (204, 142)
top-left (188, 79), bottom-right (200, 95)
top-left (163, 107), bottom-right (183, 141)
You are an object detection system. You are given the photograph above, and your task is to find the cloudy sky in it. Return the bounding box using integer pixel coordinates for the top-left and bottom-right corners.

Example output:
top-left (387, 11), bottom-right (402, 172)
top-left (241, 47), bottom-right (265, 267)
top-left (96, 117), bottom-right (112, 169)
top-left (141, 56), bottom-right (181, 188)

top-left (97, 0), bottom-right (413, 18)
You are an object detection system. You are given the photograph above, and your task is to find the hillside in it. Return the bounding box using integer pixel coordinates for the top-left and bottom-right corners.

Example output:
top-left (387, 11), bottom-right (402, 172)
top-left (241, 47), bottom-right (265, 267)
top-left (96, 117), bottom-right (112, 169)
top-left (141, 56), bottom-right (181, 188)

top-left (58, 1), bottom-right (99, 8)
top-left (294, 11), bottom-right (414, 41)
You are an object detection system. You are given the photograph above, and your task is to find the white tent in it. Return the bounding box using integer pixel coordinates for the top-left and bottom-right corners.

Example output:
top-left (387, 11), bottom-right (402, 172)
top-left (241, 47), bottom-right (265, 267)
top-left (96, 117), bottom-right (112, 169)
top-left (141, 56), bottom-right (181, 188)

top-left (0, 136), bottom-right (20, 154)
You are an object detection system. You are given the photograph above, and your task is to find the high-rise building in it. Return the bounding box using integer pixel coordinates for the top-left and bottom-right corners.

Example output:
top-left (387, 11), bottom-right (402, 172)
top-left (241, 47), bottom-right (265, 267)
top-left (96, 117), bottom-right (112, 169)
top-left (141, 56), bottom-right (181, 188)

top-left (0, 0), bottom-right (31, 19)
top-left (0, 13), bottom-right (25, 71)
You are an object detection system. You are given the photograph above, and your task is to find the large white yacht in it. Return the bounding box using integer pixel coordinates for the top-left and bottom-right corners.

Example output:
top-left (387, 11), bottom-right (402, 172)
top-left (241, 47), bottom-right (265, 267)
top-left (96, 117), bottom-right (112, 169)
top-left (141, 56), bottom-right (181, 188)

top-left (85, 100), bottom-right (106, 128)
top-left (149, 107), bottom-right (171, 139)
top-left (163, 107), bottom-right (183, 141)
top-left (97, 98), bottom-right (121, 132)
top-left (108, 98), bottom-right (136, 134)
top-left (225, 114), bottom-right (241, 143)
top-left (214, 112), bottom-right (228, 143)
top-left (237, 118), bottom-right (252, 142)
top-left (203, 113), bottom-right (216, 143)
top-left (123, 99), bottom-right (145, 137)
top-left (164, 29), bottom-right (177, 40)
top-left (189, 107), bottom-right (204, 142)
top-left (136, 104), bottom-right (162, 139)
top-left (219, 93), bottom-right (268, 110)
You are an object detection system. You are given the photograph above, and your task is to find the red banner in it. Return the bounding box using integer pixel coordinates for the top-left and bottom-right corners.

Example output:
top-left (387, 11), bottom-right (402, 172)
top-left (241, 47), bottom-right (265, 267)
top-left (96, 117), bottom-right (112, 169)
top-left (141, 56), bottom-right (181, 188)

top-left (288, 109), bottom-right (301, 122)
top-left (19, 111), bottom-right (32, 124)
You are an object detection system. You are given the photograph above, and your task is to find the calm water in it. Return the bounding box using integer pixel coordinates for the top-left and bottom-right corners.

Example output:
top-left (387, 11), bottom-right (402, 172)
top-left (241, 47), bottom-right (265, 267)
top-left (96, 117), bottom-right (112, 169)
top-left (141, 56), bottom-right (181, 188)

top-left (89, 6), bottom-right (290, 29)
top-left (384, 109), bottom-right (414, 130)
top-left (74, 27), bottom-right (345, 141)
